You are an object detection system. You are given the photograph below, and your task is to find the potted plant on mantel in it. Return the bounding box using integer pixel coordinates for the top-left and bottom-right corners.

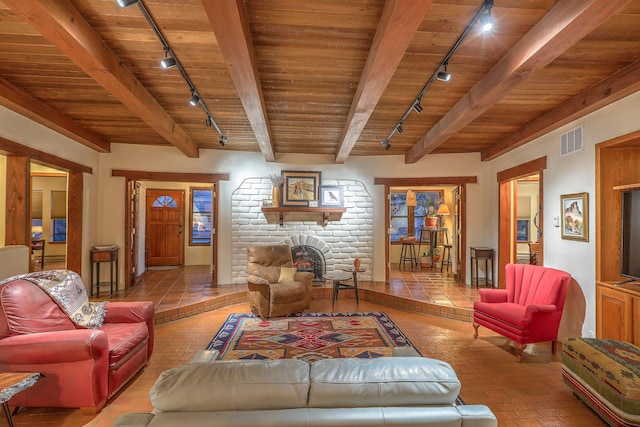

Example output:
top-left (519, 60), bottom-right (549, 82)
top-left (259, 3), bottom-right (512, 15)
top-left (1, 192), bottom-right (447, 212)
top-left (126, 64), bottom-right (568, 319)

top-left (268, 173), bottom-right (284, 207)
top-left (424, 197), bottom-right (444, 228)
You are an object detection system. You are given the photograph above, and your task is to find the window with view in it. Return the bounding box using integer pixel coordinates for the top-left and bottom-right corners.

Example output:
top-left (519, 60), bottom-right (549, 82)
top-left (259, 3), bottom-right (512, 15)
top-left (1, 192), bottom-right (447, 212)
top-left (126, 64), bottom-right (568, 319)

top-left (190, 187), bottom-right (212, 246)
top-left (50, 190), bottom-right (66, 242)
top-left (390, 190), bottom-right (443, 243)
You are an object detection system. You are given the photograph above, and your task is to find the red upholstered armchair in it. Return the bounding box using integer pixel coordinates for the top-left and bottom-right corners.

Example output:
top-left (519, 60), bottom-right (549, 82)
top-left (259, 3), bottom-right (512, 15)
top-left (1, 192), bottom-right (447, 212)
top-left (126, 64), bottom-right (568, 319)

top-left (0, 277), bottom-right (154, 413)
top-left (473, 263), bottom-right (571, 362)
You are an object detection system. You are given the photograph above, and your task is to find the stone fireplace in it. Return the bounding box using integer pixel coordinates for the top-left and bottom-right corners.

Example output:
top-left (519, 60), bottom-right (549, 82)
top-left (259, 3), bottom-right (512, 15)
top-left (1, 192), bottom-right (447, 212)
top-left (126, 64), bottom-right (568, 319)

top-left (230, 178), bottom-right (373, 285)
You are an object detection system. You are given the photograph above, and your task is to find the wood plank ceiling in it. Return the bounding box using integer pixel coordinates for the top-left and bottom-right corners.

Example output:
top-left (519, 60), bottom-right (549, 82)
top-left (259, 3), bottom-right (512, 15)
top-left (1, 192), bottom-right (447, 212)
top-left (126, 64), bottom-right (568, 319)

top-left (0, 0), bottom-right (639, 163)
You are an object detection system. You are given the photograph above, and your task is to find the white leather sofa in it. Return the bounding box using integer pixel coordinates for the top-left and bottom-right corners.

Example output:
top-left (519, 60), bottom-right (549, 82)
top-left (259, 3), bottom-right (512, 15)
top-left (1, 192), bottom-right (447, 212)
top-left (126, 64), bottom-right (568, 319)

top-left (113, 356), bottom-right (497, 427)
top-left (0, 245), bottom-right (30, 280)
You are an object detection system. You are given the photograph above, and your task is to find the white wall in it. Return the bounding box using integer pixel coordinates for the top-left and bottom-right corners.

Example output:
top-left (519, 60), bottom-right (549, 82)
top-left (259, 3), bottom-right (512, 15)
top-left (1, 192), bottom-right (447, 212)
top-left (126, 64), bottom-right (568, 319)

top-left (488, 90), bottom-right (640, 337)
top-left (4, 90), bottom-right (640, 337)
top-left (0, 106), bottom-right (101, 285)
top-left (98, 145), bottom-right (492, 285)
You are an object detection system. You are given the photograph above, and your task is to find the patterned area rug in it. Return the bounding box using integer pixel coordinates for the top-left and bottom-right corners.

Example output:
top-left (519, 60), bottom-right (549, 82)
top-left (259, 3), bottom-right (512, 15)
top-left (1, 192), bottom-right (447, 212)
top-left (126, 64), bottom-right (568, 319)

top-left (206, 312), bottom-right (419, 362)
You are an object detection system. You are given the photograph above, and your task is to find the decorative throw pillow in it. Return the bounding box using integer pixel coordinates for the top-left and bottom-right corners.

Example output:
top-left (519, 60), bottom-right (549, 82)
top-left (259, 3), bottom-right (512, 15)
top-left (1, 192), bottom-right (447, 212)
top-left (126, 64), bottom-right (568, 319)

top-left (278, 267), bottom-right (297, 282)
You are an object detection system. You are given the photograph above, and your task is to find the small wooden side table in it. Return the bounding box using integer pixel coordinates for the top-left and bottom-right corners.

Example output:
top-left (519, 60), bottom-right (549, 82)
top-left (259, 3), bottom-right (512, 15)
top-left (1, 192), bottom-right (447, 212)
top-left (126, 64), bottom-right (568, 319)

top-left (470, 246), bottom-right (495, 288)
top-left (342, 268), bottom-right (365, 304)
top-left (0, 372), bottom-right (40, 427)
top-left (31, 239), bottom-right (45, 270)
top-left (90, 246), bottom-right (119, 296)
top-left (324, 271), bottom-right (356, 308)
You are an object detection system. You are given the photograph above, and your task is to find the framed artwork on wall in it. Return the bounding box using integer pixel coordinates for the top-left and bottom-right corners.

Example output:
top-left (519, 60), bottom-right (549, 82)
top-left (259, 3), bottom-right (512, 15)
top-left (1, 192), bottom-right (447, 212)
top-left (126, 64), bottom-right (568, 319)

top-left (320, 185), bottom-right (343, 207)
top-left (281, 170), bottom-right (321, 206)
top-left (516, 219), bottom-right (529, 242)
top-left (561, 192), bottom-right (588, 241)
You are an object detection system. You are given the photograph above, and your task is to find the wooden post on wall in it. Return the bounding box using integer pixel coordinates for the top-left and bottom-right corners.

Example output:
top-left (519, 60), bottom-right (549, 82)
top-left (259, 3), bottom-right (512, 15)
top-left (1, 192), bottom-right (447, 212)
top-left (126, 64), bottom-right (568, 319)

top-left (66, 171), bottom-right (82, 274)
top-left (4, 156), bottom-right (30, 246)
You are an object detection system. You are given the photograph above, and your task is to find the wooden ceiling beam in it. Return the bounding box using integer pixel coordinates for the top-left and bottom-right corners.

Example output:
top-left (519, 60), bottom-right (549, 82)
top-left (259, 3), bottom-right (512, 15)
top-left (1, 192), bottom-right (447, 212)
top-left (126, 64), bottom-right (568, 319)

top-left (3, 0), bottom-right (199, 158)
top-left (405, 0), bottom-right (633, 164)
top-left (334, 0), bottom-right (433, 164)
top-left (202, 0), bottom-right (274, 162)
top-left (0, 76), bottom-right (110, 153)
top-left (481, 58), bottom-right (640, 161)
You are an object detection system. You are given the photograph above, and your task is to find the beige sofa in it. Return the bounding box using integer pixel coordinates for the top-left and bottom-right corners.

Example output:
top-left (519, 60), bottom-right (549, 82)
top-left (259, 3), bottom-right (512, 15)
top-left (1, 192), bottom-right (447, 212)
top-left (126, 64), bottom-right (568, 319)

top-left (113, 356), bottom-right (497, 427)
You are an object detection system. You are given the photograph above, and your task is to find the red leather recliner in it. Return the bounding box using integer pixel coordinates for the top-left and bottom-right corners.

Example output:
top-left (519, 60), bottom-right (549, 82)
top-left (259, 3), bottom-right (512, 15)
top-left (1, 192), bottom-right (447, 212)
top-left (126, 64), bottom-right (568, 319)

top-left (473, 263), bottom-right (571, 362)
top-left (0, 278), bottom-right (154, 413)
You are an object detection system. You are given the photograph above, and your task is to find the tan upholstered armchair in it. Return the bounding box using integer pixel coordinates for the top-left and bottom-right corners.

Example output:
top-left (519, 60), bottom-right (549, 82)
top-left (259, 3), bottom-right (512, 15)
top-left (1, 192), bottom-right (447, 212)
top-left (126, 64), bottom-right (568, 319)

top-left (247, 245), bottom-right (313, 318)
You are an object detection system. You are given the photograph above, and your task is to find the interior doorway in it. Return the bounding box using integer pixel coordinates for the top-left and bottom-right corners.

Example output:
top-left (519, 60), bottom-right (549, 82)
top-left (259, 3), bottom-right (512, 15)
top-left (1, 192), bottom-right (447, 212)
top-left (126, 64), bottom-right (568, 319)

top-left (497, 157), bottom-right (546, 288)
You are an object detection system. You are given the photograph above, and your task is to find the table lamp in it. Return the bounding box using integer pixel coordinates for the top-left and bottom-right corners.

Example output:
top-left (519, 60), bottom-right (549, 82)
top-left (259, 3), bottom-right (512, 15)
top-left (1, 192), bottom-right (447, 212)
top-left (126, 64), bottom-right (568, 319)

top-left (406, 189), bottom-right (417, 207)
top-left (437, 204), bottom-right (450, 228)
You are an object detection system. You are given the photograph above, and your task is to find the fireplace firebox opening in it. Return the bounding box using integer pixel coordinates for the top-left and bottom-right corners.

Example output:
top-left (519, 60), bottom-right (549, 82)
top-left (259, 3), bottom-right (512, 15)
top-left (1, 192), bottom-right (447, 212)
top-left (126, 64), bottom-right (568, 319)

top-left (290, 245), bottom-right (326, 282)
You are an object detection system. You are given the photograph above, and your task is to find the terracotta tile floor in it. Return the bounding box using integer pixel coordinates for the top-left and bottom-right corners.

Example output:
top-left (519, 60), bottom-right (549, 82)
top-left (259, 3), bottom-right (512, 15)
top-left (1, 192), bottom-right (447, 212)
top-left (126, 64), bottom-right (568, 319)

top-left (8, 265), bottom-right (604, 426)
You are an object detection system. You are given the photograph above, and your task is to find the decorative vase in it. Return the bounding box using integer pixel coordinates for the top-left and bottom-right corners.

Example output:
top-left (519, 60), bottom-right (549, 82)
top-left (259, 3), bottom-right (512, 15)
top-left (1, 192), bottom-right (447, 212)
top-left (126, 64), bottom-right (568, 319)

top-left (272, 186), bottom-right (281, 207)
top-left (425, 216), bottom-right (438, 228)
top-left (353, 258), bottom-right (361, 270)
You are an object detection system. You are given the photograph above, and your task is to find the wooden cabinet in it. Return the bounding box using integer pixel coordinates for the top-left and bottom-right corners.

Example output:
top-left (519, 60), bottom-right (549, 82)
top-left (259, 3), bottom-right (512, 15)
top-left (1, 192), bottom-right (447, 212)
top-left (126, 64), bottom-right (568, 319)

top-left (595, 136), bottom-right (640, 345)
top-left (596, 282), bottom-right (640, 346)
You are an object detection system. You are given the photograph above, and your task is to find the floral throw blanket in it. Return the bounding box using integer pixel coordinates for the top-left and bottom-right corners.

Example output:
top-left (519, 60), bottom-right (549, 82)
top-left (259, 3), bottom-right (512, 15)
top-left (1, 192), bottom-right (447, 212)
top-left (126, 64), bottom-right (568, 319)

top-left (0, 270), bottom-right (107, 328)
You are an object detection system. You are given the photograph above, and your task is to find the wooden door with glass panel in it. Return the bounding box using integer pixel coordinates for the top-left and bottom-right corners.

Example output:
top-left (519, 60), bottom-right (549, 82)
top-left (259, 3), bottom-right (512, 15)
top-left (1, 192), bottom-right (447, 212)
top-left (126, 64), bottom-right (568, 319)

top-left (146, 189), bottom-right (184, 266)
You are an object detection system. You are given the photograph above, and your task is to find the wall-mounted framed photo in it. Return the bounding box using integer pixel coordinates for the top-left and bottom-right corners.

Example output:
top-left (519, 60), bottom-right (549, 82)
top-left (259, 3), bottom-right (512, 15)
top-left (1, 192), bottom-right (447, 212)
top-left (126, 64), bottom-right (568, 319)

top-left (561, 192), bottom-right (588, 241)
top-left (516, 219), bottom-right (530, 242)
top-left (320, 185), bottom-right (343, 207)
top-left (281, 170), bottom-right (321, 206)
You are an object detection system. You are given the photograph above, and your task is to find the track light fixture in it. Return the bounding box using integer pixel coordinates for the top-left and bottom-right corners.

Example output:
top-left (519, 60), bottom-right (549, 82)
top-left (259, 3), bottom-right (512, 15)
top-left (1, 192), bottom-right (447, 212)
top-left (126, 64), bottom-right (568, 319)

top-left (116, 0), bottom-right (138, 8)
top-left (380, 0), bottom-right (494, 150)
top-left (189, 92), bottom-right (200, 106)
top-left (480, 0), bottom-right (494, 32)
top-left (160, 56), bottom-right (177, 69)
top-left (118, 0), bottom-right (228, 146)
top-left (436, 70), bottom-right (452, 82)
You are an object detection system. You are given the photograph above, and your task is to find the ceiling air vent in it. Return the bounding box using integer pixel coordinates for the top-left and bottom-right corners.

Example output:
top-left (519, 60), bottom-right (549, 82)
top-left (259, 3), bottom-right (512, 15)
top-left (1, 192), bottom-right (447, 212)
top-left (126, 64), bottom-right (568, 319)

top-left (560, 126), bottom-right (583, 156)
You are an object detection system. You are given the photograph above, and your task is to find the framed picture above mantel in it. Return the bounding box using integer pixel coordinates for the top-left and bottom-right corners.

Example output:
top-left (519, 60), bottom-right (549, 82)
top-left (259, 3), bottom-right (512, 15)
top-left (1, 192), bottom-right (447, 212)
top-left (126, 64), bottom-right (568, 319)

top-left (281, 170), bottom-right (321, 207)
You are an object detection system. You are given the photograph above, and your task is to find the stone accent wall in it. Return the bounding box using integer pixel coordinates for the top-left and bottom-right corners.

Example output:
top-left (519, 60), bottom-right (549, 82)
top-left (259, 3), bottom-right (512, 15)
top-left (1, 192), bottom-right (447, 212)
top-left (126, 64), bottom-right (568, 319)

top-left (231, 178), bottom-right (373, 284)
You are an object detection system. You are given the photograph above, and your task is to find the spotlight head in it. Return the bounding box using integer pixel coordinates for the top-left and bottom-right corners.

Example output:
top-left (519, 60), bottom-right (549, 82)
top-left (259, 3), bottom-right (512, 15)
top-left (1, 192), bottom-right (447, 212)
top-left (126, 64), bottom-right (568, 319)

top-left (480, 11), bottom-right (493, 32)
top-left (384, 142), bottom-right (391, 151)
top-left (189, 93), bottom-right (200, 106)
top-left (205, 117), bottom-right (212, 127)
top-left (116, 0), bottom-right (138, 8)
top-left (413, 102), bottom-right (423, 113)
top-left (396, 124), bottom-right (403, 134)
top-left (219, 136), bottom-right (229, 147)
top-left (160, 57), bottom-right (177, 69)
top-left (436, 71), bottom-right (452, 82)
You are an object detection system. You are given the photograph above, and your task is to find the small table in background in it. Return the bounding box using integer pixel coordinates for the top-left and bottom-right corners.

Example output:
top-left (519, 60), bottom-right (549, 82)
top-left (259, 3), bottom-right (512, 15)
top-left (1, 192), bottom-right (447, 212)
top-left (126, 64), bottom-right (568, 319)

top-left (90, 245), bottom-right (119, 296)
top-left (470, 247), bottom-right (494, 288)
top-left (31, 239), bottom-right (45, 270)
top-left (324, 271), bottom-right (356, 308)
top-left (0, 372), bottom-right (41, 427)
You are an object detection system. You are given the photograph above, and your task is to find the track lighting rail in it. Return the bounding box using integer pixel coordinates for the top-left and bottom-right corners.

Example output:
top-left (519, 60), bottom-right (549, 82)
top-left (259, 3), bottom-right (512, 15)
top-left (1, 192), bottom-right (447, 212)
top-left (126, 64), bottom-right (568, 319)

top-left (117, 0), bottom-right (228, 146)
top-left (380, 0), bottom-right (493, 150)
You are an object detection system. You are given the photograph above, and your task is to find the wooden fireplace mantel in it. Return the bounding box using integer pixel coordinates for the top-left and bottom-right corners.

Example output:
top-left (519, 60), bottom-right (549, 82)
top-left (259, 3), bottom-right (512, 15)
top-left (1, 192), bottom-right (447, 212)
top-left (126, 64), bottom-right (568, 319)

top-left (261, 207), bottom-right (346, 226)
